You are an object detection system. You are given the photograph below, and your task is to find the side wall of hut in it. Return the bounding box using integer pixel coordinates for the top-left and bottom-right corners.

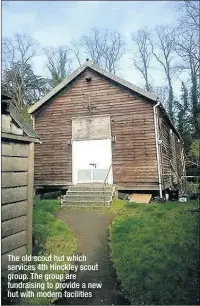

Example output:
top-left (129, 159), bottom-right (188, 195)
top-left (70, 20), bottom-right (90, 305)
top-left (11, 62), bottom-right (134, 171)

top-left (158, 110), bottom-right (185, 190)
top-left (1, 113), bottom-right (34, 272)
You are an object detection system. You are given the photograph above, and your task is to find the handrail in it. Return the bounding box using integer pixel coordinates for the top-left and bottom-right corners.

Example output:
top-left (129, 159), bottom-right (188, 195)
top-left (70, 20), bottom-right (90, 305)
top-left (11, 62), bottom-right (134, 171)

top-left (103, 164), bottom-right (112, 206)
top-left (104, 164), bottom-right (112, 186)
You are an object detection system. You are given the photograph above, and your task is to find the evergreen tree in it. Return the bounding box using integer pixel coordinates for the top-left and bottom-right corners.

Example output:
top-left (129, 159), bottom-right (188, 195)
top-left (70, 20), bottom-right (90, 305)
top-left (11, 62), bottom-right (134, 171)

top-left (174, 82), bottom-right (193, 153)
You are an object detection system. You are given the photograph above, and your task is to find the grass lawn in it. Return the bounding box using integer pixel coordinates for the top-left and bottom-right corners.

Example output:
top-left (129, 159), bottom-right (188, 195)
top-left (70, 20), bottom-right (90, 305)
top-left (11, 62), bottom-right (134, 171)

top-left (21, 200), bottom-right (77, 305)
top-left (32, 200), bottom-right (76, 255)
top-left (109, 199), bottom-right (199, 305)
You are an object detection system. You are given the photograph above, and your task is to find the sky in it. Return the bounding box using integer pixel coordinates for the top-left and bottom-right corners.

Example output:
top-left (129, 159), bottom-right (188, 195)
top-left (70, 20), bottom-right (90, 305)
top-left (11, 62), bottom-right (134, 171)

top-left (2, 0), bottom-right (184, 97)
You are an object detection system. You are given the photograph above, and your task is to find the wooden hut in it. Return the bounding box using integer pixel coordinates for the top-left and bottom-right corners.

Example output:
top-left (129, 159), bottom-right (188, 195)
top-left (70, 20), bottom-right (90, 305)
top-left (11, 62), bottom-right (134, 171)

top-left (2, 93), bottom-right (40, 271)
top-left (28, 61), bottom-right (185, 203)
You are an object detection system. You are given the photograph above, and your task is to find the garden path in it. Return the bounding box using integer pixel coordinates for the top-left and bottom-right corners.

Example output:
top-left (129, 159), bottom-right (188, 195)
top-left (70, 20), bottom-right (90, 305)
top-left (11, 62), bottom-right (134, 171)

top-left (55, 208), bottom-right (129, 305)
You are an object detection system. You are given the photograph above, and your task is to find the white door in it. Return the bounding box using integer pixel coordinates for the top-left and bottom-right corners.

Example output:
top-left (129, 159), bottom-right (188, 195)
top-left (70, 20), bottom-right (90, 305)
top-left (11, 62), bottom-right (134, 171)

top-left (72, 139), bottom-right (113, 185)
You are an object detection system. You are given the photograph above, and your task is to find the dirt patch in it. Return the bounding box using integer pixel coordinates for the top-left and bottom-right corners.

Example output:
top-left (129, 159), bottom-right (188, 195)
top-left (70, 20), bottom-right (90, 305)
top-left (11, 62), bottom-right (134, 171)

top-left (54, 208), bottom-right (129, 305)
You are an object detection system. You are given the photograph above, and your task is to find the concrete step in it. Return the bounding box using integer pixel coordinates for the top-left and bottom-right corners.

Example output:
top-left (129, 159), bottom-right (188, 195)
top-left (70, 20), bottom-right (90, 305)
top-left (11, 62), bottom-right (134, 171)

top-left (69, 184), bottom-right (114, 191)
top-left (63, 195), bottom-right (112, 202)
top-left (62, 184), bottom-right (115, 207)
top-left (61, 200), bottom-right (110, 207)
top-left (76, 183), bottom-right (106, 187)
top-left (68, 187), bottom-right (114, 193)
top-left (65, 191), bottom-right (113, 196)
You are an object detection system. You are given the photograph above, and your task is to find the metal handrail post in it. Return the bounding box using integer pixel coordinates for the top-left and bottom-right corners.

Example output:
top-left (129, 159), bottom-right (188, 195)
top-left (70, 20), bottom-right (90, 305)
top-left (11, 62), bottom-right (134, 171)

top-left (103, 164), bottom-right (112, 206)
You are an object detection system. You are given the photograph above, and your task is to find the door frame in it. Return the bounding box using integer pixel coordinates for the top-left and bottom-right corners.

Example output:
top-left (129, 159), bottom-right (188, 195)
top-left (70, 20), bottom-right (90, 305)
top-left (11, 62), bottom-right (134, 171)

top-left (72, 139), bottom-right (113, 185)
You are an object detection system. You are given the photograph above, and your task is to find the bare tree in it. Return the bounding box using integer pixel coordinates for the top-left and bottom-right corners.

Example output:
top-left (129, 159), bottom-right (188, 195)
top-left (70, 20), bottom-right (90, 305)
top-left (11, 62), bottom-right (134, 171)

top-left (2, 34), bottom-right (43, 108)
top-left (3, 34), bottom-right (37, 69)
top-left (69, 41), bottom-right (82, 67)
top-left (175, 1), bottom-right (200, 137)
top-left (81, 28), bottom-right (126, 74)
top-left (152, 85), bottom-right (169, 111)
top-left (131, 29), bottom-right (152, 91)
top-left (175, 29), bottom-right (199, 74)
top-left (81, 28), bottom-right (103, 66)
top-left (176, 0), bottom-right (199, 76)
top-left (150, 26), bottom-right (179, 121)
top-left (44, 46), bottom-right (72, 87)
top-left (179, 0), bottom-right (200, 29)
top-left (103, 31), bottom-right (126, 74)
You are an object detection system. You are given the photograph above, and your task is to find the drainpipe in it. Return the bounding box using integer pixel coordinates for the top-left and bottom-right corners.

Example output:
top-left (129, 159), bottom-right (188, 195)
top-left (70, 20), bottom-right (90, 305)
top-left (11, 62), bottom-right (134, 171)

top-left (153, 100), bottom-right (163, 199)
top-left (180, 147), bottom-right (186, 195)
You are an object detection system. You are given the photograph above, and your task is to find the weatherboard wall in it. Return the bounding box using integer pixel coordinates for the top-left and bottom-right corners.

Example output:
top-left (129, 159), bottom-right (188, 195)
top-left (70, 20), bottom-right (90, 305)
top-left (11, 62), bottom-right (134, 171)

top-left (1, 115), bottom-right (34, 271)
top-left (158, 109), bottom-right (184, 189)
top-left (33, 68), bottom-right (159, 190)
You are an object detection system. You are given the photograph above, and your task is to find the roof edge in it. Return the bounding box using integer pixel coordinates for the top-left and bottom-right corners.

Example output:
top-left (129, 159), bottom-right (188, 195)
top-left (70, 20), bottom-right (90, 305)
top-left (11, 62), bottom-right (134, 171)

top-left (28, 62), bottom-right (89, 114)
top-left (28, 61), bottom-right (158, 114)
top-left (158, 102), bottom-right (183, 142)
top-left (3, 101), bottom-right (40, 140)
top-left (27, 61), bottom-right (181, 141)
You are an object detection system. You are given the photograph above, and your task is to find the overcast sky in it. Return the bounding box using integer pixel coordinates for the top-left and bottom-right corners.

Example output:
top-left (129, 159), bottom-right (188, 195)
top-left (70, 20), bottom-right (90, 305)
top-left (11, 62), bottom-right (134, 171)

top-left (2, 1), bottom-right (184, 97)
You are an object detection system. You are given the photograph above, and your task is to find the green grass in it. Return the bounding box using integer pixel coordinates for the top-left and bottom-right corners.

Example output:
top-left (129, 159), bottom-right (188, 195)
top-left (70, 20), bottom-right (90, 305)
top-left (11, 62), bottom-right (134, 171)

top-left (21, 200), bottom-right (77, 305)
top-left (32, 200), bottom-right (67, 255)
top-left (109, 199), bottom-right (199, 305)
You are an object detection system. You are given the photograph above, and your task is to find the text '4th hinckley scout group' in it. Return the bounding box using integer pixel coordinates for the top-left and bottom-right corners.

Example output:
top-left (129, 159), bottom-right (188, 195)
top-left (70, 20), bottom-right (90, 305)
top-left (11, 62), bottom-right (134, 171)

top-left (7, 254), bottom-right (102, 300)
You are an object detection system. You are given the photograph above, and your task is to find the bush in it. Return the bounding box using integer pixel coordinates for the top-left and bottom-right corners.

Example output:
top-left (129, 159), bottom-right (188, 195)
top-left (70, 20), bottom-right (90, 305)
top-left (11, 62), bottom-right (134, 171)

top-left (187, 182), bottom-right (199, 196)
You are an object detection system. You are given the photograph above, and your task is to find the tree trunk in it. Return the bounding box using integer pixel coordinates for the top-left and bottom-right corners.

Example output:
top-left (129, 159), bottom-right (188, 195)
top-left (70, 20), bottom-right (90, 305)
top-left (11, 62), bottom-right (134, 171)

top-left (167, 74), bottom-right (174, 121)
top-left (191, 71), bottom-right (198, 138)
